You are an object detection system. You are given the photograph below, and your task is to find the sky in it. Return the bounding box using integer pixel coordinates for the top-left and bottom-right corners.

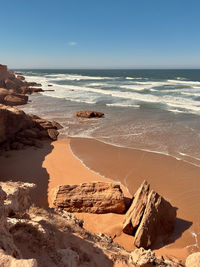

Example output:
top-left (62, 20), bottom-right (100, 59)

top-left (0, 0), bottom-right (200, 69)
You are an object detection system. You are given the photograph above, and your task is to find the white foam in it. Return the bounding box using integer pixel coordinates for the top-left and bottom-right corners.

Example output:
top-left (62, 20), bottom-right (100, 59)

top-left (46, 73), bottom-right (115, 81)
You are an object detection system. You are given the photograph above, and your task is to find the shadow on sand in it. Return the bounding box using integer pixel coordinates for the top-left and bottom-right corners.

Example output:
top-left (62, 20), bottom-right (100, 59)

top-left (0, 141), bottom-right (53, 207)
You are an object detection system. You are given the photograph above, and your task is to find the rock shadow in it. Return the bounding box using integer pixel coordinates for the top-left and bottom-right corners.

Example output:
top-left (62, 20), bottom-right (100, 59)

top-left (0, 141), bottom-right (53, 207)
top-left (151, 217), bottom-right (193, 250)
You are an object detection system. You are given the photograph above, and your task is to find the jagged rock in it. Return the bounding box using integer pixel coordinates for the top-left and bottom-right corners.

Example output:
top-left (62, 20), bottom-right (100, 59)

top-left (76, 110), bottom-right (104, 118)
top-left (47, 128), bottom-right (59, 140)
top-left (131, 248), bottom-right (182, 266)
top-left (134, 190), bottom-right (176, 249)
top-left (123, 180), bottom-right (149, 235)
top-left (0, 104), bottom-right (33, 143)
top-left (185, 252), bottom-right (200, 267)
top-left (52, 120), bottom-right (63, 130)
top-left (0, 182), bottom-right (36, 215)
top-left (52, 182), bottom-right (127, 214)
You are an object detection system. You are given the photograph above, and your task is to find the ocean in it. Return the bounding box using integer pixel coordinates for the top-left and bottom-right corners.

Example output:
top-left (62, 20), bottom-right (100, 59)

top-left (19, 69), bottom-right (200, 167)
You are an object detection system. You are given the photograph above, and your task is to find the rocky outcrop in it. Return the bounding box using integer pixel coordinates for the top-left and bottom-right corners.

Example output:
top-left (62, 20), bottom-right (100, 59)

top-left (52, 182), bottom-right (127, 214)
top-left (122, 181), bottom-right (176, 249)
top-left (0, 182), bottom-right (36, 216)
top-left (0, 105), bottom-right (62, 150)
top-left (123, 180), bottom-right (149, 235)
top-left (130, 248), bottom-right (183, 266)
top-left (0, 64), bottom-right (42, 107)
top-left (185, 252), bottom-right (200, 267)
top-left (0, 88), bottom-right (28, 106)
top-left (134, 189), bottom-right (176, 249)
top-left (75, 110), bottom-right (104, 118)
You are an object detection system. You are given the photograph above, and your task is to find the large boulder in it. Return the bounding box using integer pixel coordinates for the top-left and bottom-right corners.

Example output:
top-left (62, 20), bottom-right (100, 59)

top-left (185, 252), bottom-right (200, 267)
top-left (3, 94), bottom-right (28, 106)
top-left (0, 104), bottom-right (33, 143)
top-left (52, 182), bottom-right (127, 214)
top-left (123, 180), bottom-right (150, 235)
top-left (134, 190), bottom-right (177, 249)
top-left (75, 110), bottom-right (104, 118)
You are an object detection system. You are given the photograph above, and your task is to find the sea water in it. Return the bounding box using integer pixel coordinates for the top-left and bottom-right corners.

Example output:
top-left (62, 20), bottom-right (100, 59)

top-left (18, 69), bottom-right (200, 167)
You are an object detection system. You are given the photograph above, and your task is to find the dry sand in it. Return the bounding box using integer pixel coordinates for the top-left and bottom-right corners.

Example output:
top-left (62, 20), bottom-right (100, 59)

top-left (1, 137), bottom-right (199, 262)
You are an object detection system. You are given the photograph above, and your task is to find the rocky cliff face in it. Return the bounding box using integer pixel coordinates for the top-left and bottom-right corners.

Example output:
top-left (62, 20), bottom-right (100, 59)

top-left (0, 64), bottom-right (42, 106)
top-left (0, 104), bottom-right (62, 150)
top-left (0, 181), bottom-right (183, 267)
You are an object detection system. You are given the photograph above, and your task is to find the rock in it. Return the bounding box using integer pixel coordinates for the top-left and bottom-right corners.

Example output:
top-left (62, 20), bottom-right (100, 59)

top-left (185, 252), bottom-right (200, 267)
top-left (52, 182), bottom-right (127, 214)
top-left (52, 120), bottom-right (63, 130)
top-left (131, 248), bottom-right (182, 266)
top-left (0, 104), bottom-right (33, 144)
top-left (3, 94), bottom-right (28, 106)
top-left (29, 87), bottom-right (44, 93)
top-left (16, 75), bottom-right (25, 81)
top-left (48, 84), bottom-right (53, 87)
top-left (47, 128), bottom-right (59, 140)
top-left (76, 110), bottom-right (104, 118)
top-left (22, 129), bottom-right (39, 139)
top-left (123, 180), bottom-right (150, 235)
top-left (0, 181), bottom-right (36, 215)
top-left (134, 190), bottom-right (176, 249)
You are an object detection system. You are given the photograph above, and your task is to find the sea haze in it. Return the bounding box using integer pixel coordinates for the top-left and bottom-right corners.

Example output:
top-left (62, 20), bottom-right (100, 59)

top-left (19, 69), bottom-right (200, 167)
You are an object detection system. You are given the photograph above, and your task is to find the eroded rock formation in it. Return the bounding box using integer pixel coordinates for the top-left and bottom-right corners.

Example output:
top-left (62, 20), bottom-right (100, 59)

top-left (0, 64), bottom-right (42, 102)
top-left (123, 180), bottom-right (150, 235)
top-left (0, 104), bottom-right (62, 150)
top-left (123, 181), bottom-right (176, 249)
top-left (52, 182), bottom-right (127, 214)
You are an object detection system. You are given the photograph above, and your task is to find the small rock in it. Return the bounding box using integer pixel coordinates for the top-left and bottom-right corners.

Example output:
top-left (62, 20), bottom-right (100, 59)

top-left (75, 110), bottom-right (104, 118)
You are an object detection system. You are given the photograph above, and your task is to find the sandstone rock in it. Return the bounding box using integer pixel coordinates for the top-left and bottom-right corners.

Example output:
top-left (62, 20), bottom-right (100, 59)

top-left (185, 252), bottom-right (200, 267)
top-left (131, 248), bottom-right (182, 266)
top-left (0, 104), bottom-right (33, 144)
top-left (0, 181), bottom-right (36, 215)
top-left (3, 94), bottom-right (28, 106)
top-left (52, 182), bottom-right (126, 214)
top-left (22, 129), bottom-right (39, 139)
top-left (134, 190), bottom-right (176, 249)
top-left (123, 180), bottom-right (149, 235)
top-left (52, 120), bottom-right (63, 130)
top-left (76, 110), bottom-right (104, 118)
top-left (47, 128), bottom-right (59, 140)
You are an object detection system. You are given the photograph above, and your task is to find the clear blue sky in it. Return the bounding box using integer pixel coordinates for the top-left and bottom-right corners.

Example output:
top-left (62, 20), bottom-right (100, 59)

top-left (1, 0), bottom-right (200, 68)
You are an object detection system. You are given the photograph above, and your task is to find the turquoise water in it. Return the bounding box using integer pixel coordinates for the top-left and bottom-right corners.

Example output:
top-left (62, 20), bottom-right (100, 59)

top-left (19, 69), bottom-right (200, 166)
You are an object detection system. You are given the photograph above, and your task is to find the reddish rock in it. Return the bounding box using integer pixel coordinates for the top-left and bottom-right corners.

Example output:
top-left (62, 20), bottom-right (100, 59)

top-left (52, 121), bottom-right (63, 130)
top-left (123, 180), bottom-right (150, 235)
top-left (52, 182), bottom-right (126, 214)
top-left (47, 129), bottom-right (59, 140)
top-left (76, 110), bottom-right (104, 118)
top-left (134, 190), bottom-right (176, 249)
top-left (16, 75), bottom-right (25, 81)
top-left (3, 94), bottom-right (28, 106)
top-left (0, 104), bottom-right (33, 144)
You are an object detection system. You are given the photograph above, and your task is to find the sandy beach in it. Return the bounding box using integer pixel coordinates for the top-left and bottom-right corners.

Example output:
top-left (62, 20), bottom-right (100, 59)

top-left (1, 137), bottom-right (199, 262)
